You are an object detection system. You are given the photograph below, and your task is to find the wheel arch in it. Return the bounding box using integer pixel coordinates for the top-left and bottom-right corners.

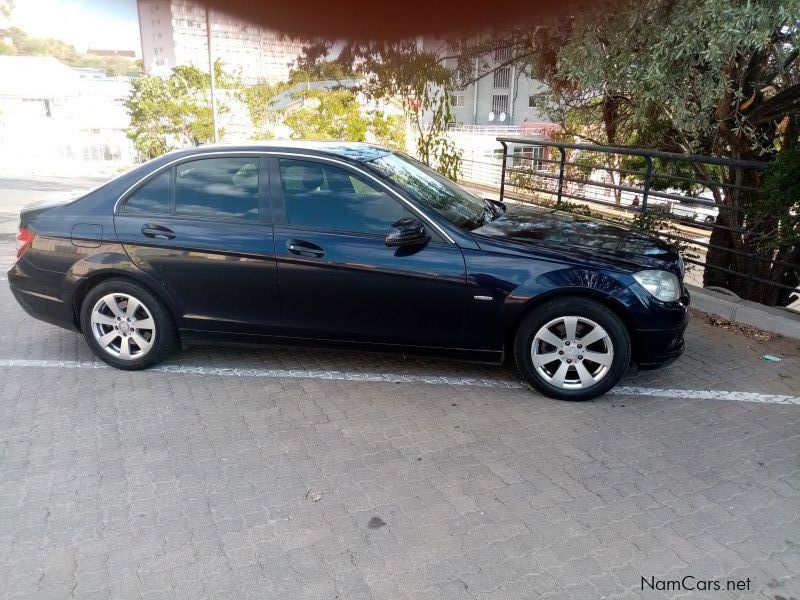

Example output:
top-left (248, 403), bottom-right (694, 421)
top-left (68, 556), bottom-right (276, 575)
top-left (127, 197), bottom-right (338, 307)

top-left (70, 269), bottom-right (181, 334)
top-left (503, 288), bottom-right (636, 360)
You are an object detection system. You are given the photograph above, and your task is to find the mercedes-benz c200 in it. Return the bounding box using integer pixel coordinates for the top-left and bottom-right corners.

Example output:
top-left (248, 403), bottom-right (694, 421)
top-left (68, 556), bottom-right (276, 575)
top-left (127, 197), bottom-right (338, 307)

top-left (9, 141), bottom-right (688, 400)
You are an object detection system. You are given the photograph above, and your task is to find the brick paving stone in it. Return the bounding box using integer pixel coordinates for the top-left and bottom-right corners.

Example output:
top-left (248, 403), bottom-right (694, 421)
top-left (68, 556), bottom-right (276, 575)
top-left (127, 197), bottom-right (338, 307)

top-left (0, 241), bottom-right (799, 599)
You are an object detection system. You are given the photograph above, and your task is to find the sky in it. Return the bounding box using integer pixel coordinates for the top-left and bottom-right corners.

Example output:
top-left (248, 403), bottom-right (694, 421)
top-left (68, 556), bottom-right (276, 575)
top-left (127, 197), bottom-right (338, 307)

top-left (6, 0), bottom-right (141, 55)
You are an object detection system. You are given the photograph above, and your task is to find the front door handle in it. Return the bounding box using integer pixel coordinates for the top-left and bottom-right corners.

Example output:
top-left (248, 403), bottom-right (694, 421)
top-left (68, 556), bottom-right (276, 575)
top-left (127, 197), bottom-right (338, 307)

top-left (141, 223), bottom-right (176, 240)
top-left (286, 239), bottom-right (325, 258)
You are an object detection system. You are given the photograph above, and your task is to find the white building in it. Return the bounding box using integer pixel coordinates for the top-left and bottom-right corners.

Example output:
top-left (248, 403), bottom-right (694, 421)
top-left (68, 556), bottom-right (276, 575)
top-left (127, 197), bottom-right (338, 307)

top-left (419, 37), bottom-right (560, 186)
top-left (0, 56), bottom-right (137, 172)
top-left (137, 0), bottom-right (304, 83)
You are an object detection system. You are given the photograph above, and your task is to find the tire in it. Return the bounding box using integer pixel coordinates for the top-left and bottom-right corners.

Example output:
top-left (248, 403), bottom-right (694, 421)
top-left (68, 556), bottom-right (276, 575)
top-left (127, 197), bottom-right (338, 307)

top-left (80, 278), bottom-right (178, 370)
top-left (514, 297), bottom-right (631, 401)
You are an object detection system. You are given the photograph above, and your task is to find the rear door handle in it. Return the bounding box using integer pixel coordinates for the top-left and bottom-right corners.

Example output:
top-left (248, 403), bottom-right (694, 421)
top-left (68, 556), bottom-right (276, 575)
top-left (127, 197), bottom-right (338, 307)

top-left (141, 223), bottom-right (176, 240)
top-left (286, 239), bottom-right (325, 258)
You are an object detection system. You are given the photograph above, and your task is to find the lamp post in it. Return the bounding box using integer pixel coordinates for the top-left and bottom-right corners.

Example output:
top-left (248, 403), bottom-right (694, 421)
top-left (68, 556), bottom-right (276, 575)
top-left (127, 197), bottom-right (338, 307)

top-left (206, 6), bottom-right (219, 143)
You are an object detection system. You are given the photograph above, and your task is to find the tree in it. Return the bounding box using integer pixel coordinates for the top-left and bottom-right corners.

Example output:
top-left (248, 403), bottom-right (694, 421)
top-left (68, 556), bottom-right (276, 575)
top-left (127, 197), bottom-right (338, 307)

top-left (453, 0), bottom-right (800, 305)
top-left (124, 63), bottom-right (232, 159)
top-left (283, 88), bottom-right (405, 149)
top-left (297, 40), bottom-right (462, 179)
top-left (240, 81), bottom-right (290, 139)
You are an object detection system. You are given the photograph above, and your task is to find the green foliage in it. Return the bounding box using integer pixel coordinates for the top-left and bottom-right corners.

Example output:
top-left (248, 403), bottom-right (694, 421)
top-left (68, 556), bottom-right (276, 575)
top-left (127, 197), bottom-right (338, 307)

top-left (124, 64), bottom-right (231, 159)
top-left (289, 60), bottom-right (355, 84)
top-left (298, 41), bottom-right (462, 177)
top-left (284, 89), bottom-right (368, 140)
top-left (283, 88), bottom-right (405, 149)
top-left (758, 149), bottom-right (800, 249)
top-left (369, 112), bottom-right (406, 151)
top-left (413, 86), bottom-right (461, 180)
top-left (240, 82), bottom-right (289, 139)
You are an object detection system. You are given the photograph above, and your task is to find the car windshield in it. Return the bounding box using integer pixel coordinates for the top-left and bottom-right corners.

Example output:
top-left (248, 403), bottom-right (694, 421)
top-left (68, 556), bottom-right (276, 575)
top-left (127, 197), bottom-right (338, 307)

top-left (367, 152), bottom-right (486, 229)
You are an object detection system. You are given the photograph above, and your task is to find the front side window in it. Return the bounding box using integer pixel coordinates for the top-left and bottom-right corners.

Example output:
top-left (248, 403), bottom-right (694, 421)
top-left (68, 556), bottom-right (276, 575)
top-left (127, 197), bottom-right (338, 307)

top-left (122, 170), bottom-right (170, 215)
top-left (175, 157), bottom-right (259, 220)
top-left (279, 159), bottom-right (407, 235)
top-left (367, 152), bottom-right (485, 230)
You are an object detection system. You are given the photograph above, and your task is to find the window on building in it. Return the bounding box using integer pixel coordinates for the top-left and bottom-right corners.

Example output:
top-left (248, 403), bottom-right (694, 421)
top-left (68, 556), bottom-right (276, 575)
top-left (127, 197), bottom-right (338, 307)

top-left (122, 171), bottom-right (171, 215)
top-left (494, 46), bottom-right (512, 62)
top-left (279, 159), bottom-right (407, 235)
top-left (528, 95), bottom-right (536, 108)
top-left (450, 95), bottom-right (465, 108)
top-left (491, 94), bottom-right (509, 117)
top-left (513, 146), bottom-right (546, 170)
top-left (493, 67), bottom-right (510, 88)
top-left (175, 158), bottom-right (260, 220)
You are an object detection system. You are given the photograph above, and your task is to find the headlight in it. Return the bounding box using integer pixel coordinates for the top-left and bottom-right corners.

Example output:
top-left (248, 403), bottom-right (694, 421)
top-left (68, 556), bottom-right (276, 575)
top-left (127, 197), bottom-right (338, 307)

top-left (633, 270), bottom-right (681, 302)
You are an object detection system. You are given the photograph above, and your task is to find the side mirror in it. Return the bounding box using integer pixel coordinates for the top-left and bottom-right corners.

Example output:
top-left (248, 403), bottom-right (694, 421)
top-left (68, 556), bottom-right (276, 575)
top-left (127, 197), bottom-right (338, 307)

top-left (385, 217), bottom-right (430, 247)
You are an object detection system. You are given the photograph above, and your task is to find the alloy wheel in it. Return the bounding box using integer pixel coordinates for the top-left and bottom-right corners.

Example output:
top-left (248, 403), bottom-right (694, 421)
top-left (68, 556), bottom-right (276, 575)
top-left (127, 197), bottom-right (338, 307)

top-left (90, 293), bottom-right (156, 360)
top-left (530, 315), bottom-right (614, 390)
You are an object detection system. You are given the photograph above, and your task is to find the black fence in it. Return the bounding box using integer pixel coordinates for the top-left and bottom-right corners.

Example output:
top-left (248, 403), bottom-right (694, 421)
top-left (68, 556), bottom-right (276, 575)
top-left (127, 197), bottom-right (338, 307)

top-left (456, 137), bottom-right (798, 306)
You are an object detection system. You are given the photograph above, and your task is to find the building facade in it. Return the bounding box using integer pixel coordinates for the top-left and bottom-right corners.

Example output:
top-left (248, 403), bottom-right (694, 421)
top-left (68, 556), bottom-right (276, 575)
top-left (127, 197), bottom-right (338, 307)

top-left (0, 56), bottom-right (137, 171)
top-left (420, 37), bottom-right (559, 186)
top-left (137, 0), bottom-right (304, 83)
top-left (422, 37), bottom-right (553, 129)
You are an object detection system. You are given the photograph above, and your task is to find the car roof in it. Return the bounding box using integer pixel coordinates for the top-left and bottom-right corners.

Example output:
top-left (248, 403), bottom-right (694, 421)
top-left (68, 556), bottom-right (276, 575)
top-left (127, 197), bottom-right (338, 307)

top-left (193, 140), bottom-right (393, 162)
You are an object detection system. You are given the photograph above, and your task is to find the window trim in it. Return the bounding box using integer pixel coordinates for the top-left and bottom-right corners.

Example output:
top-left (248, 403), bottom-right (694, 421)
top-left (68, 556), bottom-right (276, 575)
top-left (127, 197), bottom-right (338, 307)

top-left (115, 151), bottom-right (455, 244)
top-left (117, 169), bottom-right (172, 217)
top-left (117, 154), bottom-right (270, 225)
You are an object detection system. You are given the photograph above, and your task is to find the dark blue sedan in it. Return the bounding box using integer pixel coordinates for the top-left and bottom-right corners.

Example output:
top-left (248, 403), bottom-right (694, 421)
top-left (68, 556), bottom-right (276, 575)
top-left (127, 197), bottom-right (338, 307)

top-left (8, 141), bottom-right (688, 400)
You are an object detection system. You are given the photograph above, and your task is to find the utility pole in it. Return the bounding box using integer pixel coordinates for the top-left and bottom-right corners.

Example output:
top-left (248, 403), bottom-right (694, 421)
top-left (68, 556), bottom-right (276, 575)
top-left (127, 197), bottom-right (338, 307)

top-left (206, 6), bottom-right (219, 143)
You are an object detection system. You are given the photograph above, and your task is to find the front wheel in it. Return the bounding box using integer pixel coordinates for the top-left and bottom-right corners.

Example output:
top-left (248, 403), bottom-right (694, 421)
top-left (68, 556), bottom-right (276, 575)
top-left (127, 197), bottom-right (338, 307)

top-left (80, 278), bottom-right (178, 370)
top-left (514, 297), bottom-right (631, 401)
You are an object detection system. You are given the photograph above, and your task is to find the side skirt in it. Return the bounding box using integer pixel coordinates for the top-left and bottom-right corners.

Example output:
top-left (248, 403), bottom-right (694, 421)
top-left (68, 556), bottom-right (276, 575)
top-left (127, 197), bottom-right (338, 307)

top-left (179, 329), bottom-right (505, 365)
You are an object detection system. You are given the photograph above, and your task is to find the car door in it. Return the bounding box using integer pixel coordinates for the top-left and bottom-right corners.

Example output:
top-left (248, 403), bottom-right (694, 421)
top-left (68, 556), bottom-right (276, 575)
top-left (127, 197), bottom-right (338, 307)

top-left (270, 156), bottom-right (467, 347)
top-left (114, 155), bottom-right (281, 336)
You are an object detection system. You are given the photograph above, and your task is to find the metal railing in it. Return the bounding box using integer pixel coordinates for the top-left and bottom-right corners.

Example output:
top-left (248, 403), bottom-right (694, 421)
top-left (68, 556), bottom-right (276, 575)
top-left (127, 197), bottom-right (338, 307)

top-left (448, 124), bottom-right (523, 135)
top-left (455, 137), bottom-right (799, 305)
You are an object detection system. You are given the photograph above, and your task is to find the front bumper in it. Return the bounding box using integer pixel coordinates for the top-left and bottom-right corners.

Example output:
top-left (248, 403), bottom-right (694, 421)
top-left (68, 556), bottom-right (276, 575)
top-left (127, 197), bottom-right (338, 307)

top-left (630, 286), bottom-right (689, 368)
top-left (632, 325), bottom-right (686, 368)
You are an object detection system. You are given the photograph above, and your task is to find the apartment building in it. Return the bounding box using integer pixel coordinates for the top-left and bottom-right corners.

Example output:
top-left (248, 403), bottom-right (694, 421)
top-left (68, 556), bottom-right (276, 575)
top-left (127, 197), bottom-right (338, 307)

top-left (422, 37), bottom-right (553, 129)
top-left (420, 36), bottom-right (559, 185)
top-left (137, 0), bottom-right (304, 83)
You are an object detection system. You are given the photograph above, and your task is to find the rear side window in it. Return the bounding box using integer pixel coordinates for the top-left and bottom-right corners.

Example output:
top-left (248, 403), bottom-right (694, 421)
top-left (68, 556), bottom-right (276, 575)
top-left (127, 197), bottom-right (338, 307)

top-left (175, 158), bottom-right (259, 220)
top-left (122, 170), bottom-right (170, 214)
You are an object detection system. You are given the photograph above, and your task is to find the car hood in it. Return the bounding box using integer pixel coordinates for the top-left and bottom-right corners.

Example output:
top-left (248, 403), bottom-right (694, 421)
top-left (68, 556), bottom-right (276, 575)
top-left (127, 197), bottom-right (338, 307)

top-left (472, 203), bottom-right (680, 271)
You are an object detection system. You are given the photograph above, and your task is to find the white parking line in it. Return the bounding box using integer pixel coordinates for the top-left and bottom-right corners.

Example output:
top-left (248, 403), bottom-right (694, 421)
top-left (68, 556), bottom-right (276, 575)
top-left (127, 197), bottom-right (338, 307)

top-left (611, 386), bottom-right (800, 405)
top-left (0, 358), bottom-right (524, 389)
top-left (0, 358), bottom-right (797, 405)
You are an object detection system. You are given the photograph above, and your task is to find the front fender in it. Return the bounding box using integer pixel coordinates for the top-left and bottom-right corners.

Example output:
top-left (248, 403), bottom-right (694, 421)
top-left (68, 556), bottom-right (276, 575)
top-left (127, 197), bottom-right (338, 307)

top-left (463, 246), bottom-right (636, 350)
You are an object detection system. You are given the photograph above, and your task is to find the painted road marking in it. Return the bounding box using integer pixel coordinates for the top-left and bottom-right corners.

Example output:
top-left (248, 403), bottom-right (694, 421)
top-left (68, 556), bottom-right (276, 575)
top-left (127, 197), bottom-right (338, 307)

top-left (0, 358), bottom-right (797, 405)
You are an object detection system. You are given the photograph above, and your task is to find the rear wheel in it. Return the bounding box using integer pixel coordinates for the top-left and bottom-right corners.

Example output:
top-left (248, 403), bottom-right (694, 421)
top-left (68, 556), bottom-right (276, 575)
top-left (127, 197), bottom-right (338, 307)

top-left (514, 297), bottom-right (631, 401)
top-left (80, 278), bottom-right (178, 370)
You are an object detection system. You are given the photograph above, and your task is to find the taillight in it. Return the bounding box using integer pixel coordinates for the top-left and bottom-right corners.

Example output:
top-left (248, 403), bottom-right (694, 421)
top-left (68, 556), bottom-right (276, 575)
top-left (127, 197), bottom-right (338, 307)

top-left (16, 227), bottom-right (34, 258)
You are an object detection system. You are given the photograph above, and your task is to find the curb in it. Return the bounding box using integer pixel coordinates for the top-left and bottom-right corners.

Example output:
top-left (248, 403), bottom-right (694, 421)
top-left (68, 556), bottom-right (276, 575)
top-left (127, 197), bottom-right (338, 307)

top-left (687, 284), bottom-right (800, 340)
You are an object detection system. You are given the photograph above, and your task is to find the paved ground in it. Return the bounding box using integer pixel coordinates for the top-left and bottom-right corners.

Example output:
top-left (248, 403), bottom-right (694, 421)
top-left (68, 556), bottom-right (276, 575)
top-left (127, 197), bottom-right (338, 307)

top-left (1, 193), bottom-right (800, 599)
top-left (0, 174), bottom-right (109, 235)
